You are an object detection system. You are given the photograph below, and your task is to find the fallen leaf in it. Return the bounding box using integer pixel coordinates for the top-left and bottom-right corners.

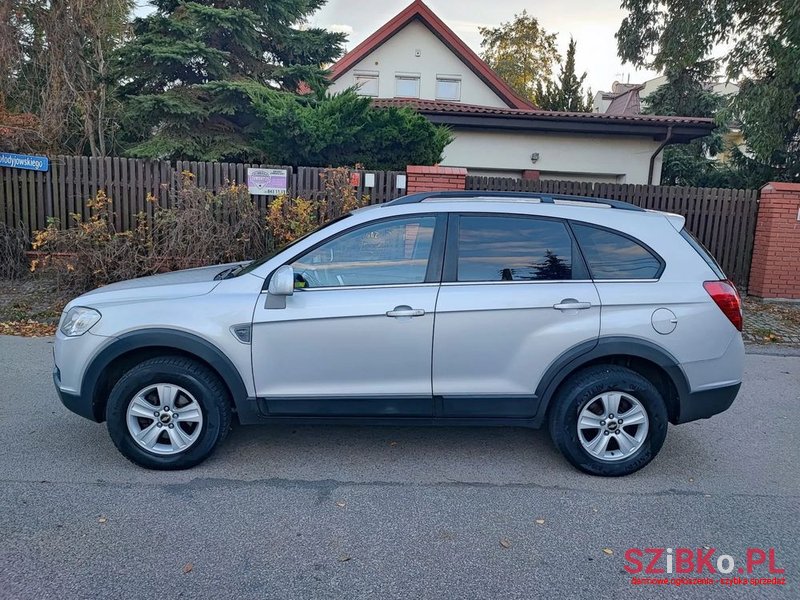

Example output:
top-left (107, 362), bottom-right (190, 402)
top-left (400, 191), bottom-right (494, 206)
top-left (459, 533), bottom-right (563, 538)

top-left (603, 548), bottom-right (614, 555)
top-left (338, 555), bottom-right (351, 562)
top-left (0, 320), bottom-right (57, 337)
top-left (182, 563), bottom-right (193, 574)
top-left (535, 519), bottom-right (545, 525)
top-left (335, 500), bottom-right (346, 508)
top-left (97, 517), bottom-right (107, 524)
top-left (499, 537), bottom-right (511, 549)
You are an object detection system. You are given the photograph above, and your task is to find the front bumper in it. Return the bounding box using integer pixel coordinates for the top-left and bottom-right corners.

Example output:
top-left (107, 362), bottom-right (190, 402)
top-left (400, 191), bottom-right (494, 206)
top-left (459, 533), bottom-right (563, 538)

top-left (53, 368), bottom-right (100, 422)
top-left (674, 382), bottom-right (741, 424)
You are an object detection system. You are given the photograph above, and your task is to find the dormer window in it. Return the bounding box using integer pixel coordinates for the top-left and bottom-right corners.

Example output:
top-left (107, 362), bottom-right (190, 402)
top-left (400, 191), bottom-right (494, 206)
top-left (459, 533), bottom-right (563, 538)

top-left (395, 75), bottom-right (420, 98)
top-left (354, 72), bottom-right (379, 96)
top-left (436, 76), bottom-right (461, 101)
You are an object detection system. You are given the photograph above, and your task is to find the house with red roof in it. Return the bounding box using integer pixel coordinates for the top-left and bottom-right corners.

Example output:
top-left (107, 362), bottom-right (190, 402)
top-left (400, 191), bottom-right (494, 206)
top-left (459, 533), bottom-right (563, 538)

top-left (328, 0), bottom-right (714, 184)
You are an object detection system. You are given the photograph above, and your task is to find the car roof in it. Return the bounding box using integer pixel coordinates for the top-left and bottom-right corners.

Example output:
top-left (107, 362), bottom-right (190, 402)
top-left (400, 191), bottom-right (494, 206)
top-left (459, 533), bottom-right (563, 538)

top-left (384, 191), bottom-right (645, 212)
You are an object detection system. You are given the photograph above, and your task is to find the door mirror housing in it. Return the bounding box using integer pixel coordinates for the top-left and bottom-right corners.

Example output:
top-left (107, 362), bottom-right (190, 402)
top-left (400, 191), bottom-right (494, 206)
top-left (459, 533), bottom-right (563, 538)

top-left (268, 265), bottom-right (295, 296)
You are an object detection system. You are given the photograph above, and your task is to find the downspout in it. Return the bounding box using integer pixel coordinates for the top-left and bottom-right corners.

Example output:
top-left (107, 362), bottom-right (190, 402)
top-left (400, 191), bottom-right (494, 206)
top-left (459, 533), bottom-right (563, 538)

top-left (648, 126), bottom-right (673, 185)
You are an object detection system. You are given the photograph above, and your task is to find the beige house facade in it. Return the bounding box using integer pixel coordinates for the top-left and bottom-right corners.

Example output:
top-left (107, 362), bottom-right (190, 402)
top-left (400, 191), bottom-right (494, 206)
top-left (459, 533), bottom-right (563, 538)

top-left (328, 1), bottom-right (713, 184)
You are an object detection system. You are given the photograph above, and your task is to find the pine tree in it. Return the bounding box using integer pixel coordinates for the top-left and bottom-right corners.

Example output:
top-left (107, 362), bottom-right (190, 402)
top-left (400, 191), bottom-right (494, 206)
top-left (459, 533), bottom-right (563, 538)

top-left (535, 38), bottom-right (592, 112)
top-left (116, 0), bottom-right (346, 161)
top-left (533, 250), bottom-right (572, 280)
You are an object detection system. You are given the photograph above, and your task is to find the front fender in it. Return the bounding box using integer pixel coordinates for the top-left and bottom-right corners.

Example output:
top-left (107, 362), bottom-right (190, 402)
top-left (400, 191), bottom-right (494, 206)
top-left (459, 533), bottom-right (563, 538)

top-left (78, 328), bottom-right (249, 422)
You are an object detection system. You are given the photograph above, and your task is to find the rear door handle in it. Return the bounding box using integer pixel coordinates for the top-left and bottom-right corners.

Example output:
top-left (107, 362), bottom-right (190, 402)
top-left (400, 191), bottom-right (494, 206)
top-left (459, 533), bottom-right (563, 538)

top-left (386, 305), bottom-right (425, 318)
top-left (553, 299), bottom-right (592, 311)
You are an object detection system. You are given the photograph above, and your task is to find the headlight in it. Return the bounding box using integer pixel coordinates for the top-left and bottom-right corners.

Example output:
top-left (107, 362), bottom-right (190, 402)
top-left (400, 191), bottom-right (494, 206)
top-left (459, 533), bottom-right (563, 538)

top-left (60, 307), bottom-right (101, 337)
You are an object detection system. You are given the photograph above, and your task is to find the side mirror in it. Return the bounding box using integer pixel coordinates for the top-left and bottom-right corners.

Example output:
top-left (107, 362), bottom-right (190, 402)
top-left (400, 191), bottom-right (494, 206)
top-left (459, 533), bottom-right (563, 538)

top-left (268, 265), bottom-right (295, 296)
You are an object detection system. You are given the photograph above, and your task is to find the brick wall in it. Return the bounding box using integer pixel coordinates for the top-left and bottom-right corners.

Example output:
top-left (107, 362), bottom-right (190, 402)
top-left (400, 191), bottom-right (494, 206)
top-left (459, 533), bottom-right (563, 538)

top-left (406, 165), bottom-right (467, 193)
top-left (749, 182), bottom-right (800, 300)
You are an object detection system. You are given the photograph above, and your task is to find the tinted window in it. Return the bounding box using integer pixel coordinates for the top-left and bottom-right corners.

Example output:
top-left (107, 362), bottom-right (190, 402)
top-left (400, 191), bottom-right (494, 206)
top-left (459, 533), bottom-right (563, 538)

top-left (292, 216), bottom-right (436, 288)
top-left (457, 216), bottom-right (573, 282)
top-left (572, 223), bottom-right (662, 279)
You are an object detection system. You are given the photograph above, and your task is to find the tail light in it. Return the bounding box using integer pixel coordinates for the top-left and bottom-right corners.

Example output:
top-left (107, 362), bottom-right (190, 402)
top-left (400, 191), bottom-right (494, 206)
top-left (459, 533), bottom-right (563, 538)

top-left (703, 280), bottom-right (743, 331)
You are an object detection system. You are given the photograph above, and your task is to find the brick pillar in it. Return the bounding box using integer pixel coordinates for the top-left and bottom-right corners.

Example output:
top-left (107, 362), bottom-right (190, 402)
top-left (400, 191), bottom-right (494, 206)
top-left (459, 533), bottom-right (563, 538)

top-left (522, 170), bottom-right (540, 181)
top-left (406, 165), bottom-right (467, 193)
top-left (748, 182), bottom-right (800, 299)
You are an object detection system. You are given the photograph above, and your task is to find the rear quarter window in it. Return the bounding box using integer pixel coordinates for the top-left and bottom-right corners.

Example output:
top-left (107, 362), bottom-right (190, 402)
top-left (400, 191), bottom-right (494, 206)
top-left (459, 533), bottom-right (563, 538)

top-left (572, 223), bottom-right (663, 280)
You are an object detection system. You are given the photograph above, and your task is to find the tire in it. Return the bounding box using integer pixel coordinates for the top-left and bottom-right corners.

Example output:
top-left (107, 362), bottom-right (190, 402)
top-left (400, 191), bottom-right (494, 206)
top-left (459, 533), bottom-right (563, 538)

top-left (548, 364), bottom-right (668, 477)
top-left (106, 356), bottom-right (232, 470)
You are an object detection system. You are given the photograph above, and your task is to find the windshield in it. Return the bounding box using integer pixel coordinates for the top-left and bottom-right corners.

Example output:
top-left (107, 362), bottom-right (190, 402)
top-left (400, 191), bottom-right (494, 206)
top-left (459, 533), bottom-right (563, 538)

top-left (233, 213), bottom-right (354, 277)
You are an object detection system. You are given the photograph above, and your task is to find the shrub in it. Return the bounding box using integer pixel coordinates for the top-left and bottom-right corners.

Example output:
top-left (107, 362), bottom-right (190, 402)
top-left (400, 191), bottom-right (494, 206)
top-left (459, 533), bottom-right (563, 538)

top-left (29, 166), bottom-right (371, 293)
top-left (265, 166), bottom-right (368, 247)
top-left (152, 172), bottom-right (269, 270)
top-left (265, 195), bottom-right (321, 248)
top-left (0, 223), bottom-right (30, 280)
top-left (31, 191), bottom-right (152, 291)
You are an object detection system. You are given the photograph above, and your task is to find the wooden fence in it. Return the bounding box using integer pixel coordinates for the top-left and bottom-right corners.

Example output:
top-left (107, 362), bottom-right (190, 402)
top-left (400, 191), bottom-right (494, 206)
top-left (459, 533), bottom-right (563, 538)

top-left (467, 176), bottom-right (760, 291)
top-left (0, 157), bottom-right (761, 290)
top-left (0, 155), bottom-right (406, 236)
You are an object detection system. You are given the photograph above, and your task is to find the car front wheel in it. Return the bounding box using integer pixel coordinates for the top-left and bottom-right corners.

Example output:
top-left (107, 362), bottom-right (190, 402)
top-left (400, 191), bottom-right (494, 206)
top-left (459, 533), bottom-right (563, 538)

top-left (548, 365), bottom-right (668, 476)
top-left (106, 356), bottom-right (232, 470)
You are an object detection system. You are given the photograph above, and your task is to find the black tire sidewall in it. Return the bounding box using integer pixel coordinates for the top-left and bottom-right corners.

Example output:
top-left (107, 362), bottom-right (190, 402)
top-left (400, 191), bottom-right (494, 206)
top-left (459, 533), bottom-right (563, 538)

top-left (106, 361), bottom-right (228, 470)
top-left (549, 366), bottom-right (668, 477)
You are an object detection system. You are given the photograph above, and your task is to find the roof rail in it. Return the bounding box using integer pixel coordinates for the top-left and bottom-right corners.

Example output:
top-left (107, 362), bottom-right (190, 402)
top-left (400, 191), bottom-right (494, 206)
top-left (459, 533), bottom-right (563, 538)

top-left (384, 190), bottom-right (645, 211)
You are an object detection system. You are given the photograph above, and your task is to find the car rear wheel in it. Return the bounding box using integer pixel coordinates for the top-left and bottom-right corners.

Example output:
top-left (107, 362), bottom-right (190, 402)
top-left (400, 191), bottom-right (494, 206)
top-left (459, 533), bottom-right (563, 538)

top-left (548, 365), bottom-right (668, 476)
top-left (106, 356), bottom-right (232, 470)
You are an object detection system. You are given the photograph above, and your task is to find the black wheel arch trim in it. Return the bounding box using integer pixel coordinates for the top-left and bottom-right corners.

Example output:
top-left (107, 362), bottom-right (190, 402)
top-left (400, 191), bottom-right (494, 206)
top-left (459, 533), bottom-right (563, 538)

top-left (79, 328), bottom-right (249, 422)
top-left (533, 336), bottom-right (691, 425)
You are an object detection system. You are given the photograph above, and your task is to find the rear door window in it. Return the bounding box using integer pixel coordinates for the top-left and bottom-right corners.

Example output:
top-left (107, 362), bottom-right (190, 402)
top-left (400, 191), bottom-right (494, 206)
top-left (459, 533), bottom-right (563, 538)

top-left (456, 215), bottom-right (574, 282)
top-left (572, 223), bottom-right (663, 280)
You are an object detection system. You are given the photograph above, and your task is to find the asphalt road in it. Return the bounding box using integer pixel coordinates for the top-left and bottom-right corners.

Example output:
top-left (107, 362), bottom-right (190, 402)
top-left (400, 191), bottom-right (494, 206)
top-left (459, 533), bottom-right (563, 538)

top-left (0, 335), bottom-right (797, 600)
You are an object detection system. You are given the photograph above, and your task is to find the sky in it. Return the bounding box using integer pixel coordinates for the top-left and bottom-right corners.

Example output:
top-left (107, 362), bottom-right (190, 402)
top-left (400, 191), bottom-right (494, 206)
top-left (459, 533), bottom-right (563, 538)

top-left (307, 0), bottom-right (662, 93)
top-left (133, 0), bottom-right (664, 93)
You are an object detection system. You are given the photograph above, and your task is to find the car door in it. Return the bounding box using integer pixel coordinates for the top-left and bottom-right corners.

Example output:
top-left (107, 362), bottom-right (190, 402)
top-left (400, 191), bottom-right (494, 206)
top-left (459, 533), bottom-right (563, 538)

top-left (251, 213), bottom-right (445, 416)
top-left (432, 213), bottom-right (601, 417)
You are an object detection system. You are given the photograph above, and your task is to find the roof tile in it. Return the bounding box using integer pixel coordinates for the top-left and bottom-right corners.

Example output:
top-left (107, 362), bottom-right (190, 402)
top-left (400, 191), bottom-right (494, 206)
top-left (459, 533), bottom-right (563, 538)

top-left (373, 98), bottom-right (714, 126)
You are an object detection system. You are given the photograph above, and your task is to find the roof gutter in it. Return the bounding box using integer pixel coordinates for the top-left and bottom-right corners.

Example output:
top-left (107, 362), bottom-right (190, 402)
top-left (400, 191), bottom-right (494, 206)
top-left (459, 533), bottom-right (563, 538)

top-left (648, 126), bottom-right (673, 185)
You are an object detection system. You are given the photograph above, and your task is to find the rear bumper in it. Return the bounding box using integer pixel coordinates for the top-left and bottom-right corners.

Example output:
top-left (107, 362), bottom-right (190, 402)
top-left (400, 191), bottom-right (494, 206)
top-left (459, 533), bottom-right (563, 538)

top-left (53, 369), bottom-right (100, 422)
top-left (675, 382), bottom-right (741, 424)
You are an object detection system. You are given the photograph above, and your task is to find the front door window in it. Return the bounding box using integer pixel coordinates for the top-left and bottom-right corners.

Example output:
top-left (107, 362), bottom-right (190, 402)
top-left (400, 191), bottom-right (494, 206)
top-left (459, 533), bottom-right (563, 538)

top-left (291, 216), bottom-right (437, 288)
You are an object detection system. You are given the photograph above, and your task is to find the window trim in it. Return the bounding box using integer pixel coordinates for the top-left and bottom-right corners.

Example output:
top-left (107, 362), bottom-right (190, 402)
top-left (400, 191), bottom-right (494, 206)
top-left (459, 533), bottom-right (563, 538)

top-left (435, 76), bottom-right (462, 101)
top-left (354, 72), bottom-right (379, 97)
top-left (273, 213), bottom-right (447, 290)
top-left (442, 213), bottom-right (589, 284)
top-left (394, 74), bottom-right (421, 98)
top-left (567, 220), bottom-right (666, 281)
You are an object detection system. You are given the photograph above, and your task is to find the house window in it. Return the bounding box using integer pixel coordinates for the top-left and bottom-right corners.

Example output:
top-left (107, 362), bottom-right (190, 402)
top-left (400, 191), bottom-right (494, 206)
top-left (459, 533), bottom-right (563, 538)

top-left (436, 77), bottom-right (461, 101)
top-left (354, 73), bottom-right (378, 97)
top-left (395, 75), bottom-right (420, 98)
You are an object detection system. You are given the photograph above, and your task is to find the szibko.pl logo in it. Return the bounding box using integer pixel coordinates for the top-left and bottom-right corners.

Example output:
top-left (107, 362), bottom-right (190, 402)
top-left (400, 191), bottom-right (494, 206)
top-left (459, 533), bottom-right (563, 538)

top-left (624, 547), bottom-right (786, 587)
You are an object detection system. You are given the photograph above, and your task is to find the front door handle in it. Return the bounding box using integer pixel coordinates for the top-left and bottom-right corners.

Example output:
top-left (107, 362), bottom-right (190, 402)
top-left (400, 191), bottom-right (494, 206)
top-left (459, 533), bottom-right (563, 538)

top-left (553, 298), bottom-right (592, 311)
top-left (386, 305), bottom-right (425, 318)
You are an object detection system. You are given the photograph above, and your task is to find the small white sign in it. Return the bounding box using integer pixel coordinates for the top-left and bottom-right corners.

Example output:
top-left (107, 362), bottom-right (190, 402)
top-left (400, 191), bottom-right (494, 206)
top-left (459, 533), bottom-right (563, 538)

top-left (396, 174), bottom-right (407, 189)
top-left (364, 173), bottom-right (375, 188)
top-left (247, 168), bottom-right (288, 195)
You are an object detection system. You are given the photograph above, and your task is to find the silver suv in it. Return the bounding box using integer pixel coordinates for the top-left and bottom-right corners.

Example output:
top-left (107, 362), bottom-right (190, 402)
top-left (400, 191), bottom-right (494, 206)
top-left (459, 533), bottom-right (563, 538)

top-left (53, 192), bottom-right (744, 475)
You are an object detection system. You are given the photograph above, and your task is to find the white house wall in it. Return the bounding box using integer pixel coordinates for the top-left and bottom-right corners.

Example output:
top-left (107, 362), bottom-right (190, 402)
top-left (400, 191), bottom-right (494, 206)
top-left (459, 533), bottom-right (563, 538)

top-left (329, 20), bottom-right (510, 108)
top-left (441, 129), bottom-right (664, 184)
